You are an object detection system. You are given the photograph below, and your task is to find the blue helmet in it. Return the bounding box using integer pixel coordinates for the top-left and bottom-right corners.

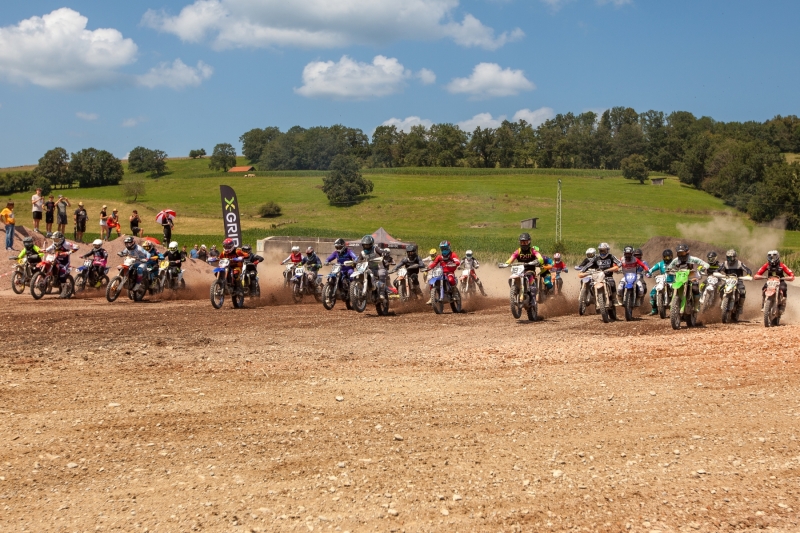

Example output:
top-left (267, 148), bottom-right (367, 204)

top-left (439, 240), bottom-right (451, 259)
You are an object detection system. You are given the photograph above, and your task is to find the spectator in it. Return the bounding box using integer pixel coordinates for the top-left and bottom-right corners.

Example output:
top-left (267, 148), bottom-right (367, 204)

top-left (44, 195), bottom-right (55, 234)
top-left (161, 214), bottom-right (174, 243)
top-left (56, 195), bottom-right (70, 234)
top-left (209, 244), bottom-right (220, 260)
top-left (197, 245), bottom-right (208, 262)
top-left (107, 209), bottom-right (121, 239)
top-left (31, 187), bottom-right (43, 233)
top-left (190, 244), bottom-right (199, 259)
top-left (74, 201), bottom-right (88, 243)
top-left (99, 205), bottom-right (108, 241)
top-left (130, 210), bottom-right (142, 237)
top-left (180, 245), bottom-right (188, 261)
top-left (1, 200), bottom-right (16, 251)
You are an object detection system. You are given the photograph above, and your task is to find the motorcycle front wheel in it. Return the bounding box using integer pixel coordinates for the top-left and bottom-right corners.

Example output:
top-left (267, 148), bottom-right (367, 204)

top-left (74, 274), bottom-right (87, 293)
top-left (349, 282), bottom-right (367, 313)
top-left (763, 297), bottom-right (774, 328)
top-left (106, 276), bottom-right (123, 302)
top-left (721, 295), bottom-right (731, 324)
top-left (30, 272), bottom-right (48, 300)
top-left (670, 291), bottom-right (682, 330)
top-left (375, 293), bottom-right (389, 316)
top-left (11, 271), bottom-right (26, 294)
top-left (291, 282), bottom-right (303, 303)
top-left (623, 289), bottom-right (635, 321)
top-left (232, 287), bottom-right (245, 309)
top-left (322, 282), bottom-right (337, 310)
top-left (597, 292), bottom-right (609, 323)
top-left (657, 293), bottom-right (667, 319)
top-left (509, 284), bottom-right (522, 319)
top-left (398, 282), bottom-right (408, 302)
top-left (59, 275), bottom-right (75, 299)
top-left (526, 300), bottom-right (538, 322)
top-left (578, 285), bottom-right (587, 315)
top-left (210, 279), bottom-right (225, 309)
top-left (432, 283), bottom-right (444, 315)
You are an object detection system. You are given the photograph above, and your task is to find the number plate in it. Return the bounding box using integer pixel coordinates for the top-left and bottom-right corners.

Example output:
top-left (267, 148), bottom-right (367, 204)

top-left (124, 257), bottom-right (136, 266)
top-left (397, 268), bottom-right (407, 277)
top-left (45, 254), bottom-right (56, 262)
top-left (295, 266), bottom-right (305, 275)
top-left (357, 263), bottom-right (368, 273)
top-left (510, 265), bottom-right (525, 276)
top-left (767, 279), bottom-right (780, 288)
top-left (84, 259), bottom-right (93, 267)
top-left (218, 258), bottom-right (230, 268)
top-left (432, 267), bottom-right (443, 277)
top-left (330, 265), bottom-right (341, 274)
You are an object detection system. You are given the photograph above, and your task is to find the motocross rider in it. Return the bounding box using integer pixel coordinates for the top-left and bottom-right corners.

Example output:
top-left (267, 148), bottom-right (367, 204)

top-left (504, 233), bottom-right (545, 274)
top-left (633, 248), bottom-right (649, 296)
top-left (753, 250), bottom-right (795, 312)
top-left (427, 240), bottom-right (461, 304)
top-left (241, 244), bottom-right (263, 294)
top-left (80, 239), bottom-right (108, 285)
top-left (391, 244), bottom-right (426, 297)
top-left (301, 246), bottom-right (322, 287)
top-left (119, 236), bottom-right (150, 290)
top-left (577, 242), bottom-right (621, 301)
top-left (281, 246), bottom-right (303, 265)
top-left (666, 244), bottom-right (709, 308)
top-left (220, 238), bottom-right (246, 281)
top-left (699, 251), bottom-right (722, 294)
top-left (647, 249), bottom-right (675, 315)
top-left (459, 250), bottom-right (486, 296)
top-left (164, 241), bottom-right (185, 282)
top-left (325, 238), bottom-right (358, 276)
top-left (45, 231), bottom-right (78, 281)
top-left (716, 249), bottom-right (752, 316)
top-left (18, 237), bottom-right (43, 267)
top-left (616, 246), bottom-right (650, 306)
top-left (141, 240), bottom-right (162, 289)
top-left (357, 235), bottom-right (388, 300)
top-left (575, 248), bottom-right (596, 272)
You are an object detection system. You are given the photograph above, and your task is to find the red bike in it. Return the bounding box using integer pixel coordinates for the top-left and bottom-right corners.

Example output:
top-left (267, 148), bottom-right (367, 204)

top-left (30, 251), bottom-right (75, 300)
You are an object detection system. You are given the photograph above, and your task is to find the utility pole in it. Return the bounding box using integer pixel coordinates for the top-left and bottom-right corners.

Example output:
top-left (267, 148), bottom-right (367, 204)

top-left (555, 179), bottom-right (562, 243)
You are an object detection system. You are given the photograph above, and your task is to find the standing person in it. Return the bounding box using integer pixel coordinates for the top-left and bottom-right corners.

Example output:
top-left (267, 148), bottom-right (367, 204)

top-left (208, 244), bottom-right (220, 260)
top-left (130, 210), bottom-right (142, 237)
top-left (74, 202), bottom-right (88, 243)
top-left (56, 195), bottom-right (70, 234)
top-left (1, 200), bottom-right (16, 251)
top-left (161, 214), bottom-right (174, 243)
top-left (180, 245), bottom-right (188, 261)
top-left (197, 245), bottom-right (208, 262)
top-left (44, 195), bottom-right (56, 234)
top-left (99, 205), bottom-right (108, 241)
top-left (31, 187), bottom-right (43, 233)
top-left (190, 244), bottom-right (199, 259)
top-left (107, 209), bottom-right (121, 239)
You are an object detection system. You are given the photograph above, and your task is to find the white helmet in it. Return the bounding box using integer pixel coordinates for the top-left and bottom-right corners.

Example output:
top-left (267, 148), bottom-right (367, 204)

top-left (586, 247), bottom-right (596, 259)
top-left (169, 241), bottom-right (178, 252)
top-left (291, 245), bottom-right (300, 253)
top-left (598, 243), bottom-right (610, 257)
top-left (465, 250), bottom-right (473, 257)
top-left (92, 239), bottom-right (103, 249)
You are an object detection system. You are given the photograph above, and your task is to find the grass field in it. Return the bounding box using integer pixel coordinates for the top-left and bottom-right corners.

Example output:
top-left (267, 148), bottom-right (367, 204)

top-left (6, 158), bottom-right (800, 262)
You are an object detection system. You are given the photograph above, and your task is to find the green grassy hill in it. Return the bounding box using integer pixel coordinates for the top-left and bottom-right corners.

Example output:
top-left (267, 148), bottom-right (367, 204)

top-left (6, 158), bottom-right (799, 261)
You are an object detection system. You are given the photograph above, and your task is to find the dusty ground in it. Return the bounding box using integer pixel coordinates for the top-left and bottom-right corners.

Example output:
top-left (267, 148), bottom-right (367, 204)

top-left (1, 274), bottom-right (799, 533)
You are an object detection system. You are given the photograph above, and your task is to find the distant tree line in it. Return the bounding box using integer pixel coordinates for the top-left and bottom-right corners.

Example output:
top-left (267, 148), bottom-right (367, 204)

top-left (128, 146), bottom-right (168, 177)
top-left (241, 109), bottom-right (800, 228)
top-left (26, 147), bottom-right (124, 191)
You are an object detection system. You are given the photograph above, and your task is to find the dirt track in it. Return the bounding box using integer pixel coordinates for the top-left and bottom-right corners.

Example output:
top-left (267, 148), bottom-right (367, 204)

top-left (1, 286), bottom-right (800, 533)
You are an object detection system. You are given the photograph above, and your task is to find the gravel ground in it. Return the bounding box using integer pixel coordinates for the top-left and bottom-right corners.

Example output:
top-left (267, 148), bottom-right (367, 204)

top-left (1, 287), bottom-right (799, 533)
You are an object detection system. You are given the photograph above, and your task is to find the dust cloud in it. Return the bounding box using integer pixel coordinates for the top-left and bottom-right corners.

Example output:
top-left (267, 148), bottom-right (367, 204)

top-left (676, 217), bottom-right (785, 264)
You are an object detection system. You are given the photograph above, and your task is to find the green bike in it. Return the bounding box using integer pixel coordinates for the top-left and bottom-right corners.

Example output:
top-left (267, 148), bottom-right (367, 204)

top-left (669, 269), bottom-right (698, 330)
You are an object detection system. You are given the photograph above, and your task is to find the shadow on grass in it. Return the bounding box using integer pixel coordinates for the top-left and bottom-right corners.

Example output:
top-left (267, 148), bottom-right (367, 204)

top-left (328, 195), bottom-right (376, 207)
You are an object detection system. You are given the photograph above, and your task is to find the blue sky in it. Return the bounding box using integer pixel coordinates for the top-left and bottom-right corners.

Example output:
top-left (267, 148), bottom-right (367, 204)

top-left (0, 0), bottom-right (798, 167)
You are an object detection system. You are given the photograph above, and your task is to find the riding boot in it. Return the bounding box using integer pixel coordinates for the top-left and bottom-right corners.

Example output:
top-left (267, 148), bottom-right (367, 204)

top-left (649, 307), bottom-right (658, 316)
top-left (477, 280), bottom-right (486, 296)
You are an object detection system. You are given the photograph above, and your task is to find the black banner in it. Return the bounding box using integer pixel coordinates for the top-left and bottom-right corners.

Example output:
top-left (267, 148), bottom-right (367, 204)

top-left (219, 185), bottom-right (242, 247)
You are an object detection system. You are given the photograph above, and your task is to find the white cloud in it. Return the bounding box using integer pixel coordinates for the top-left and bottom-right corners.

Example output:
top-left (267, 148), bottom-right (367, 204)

top-left (512, 107), bottom-right (555, 127)
top-left (0, 8), bottom-right (137, 90)
top-left (597, 0), bottom-right (633, 5)
top-left (381, 116), bottom-right (434, 133)
top-left (137, 59), bottom-right (213, 89)
top-left (446, 63), bottom-right (535, 99)
top-left (122, 117), bottom-right (147, 128)
top-left (296, 55), bottom-right (432, 100)
top-left (76, 112), bottom-right (98, 121)
top-left (417, 68), bottom-right (436, 85)
top-left (143, 0), bottom-right (522, 50)
top-left (458, 112), bottom-right (506, 131)
top-left (540, 0), bottom-right (572, 10)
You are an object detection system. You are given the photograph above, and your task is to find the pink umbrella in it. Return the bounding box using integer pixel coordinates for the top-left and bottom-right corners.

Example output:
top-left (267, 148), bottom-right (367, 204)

top-left (155, 209), bottom-right (176, 224)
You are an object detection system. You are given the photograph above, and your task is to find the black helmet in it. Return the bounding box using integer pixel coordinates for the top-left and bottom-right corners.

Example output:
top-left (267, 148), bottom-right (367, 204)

top-left (633, 248), bottom-right (643, 259)
top-left (23, 237), bottom-right (34, 250)
top-left (519, 233), bottom-right (531, 248)
top-left (623, 246), bottom-right (633, 258)
top-left (662, 249), bottom-right (673, 262)
top-left (334, 238), bottom-right (345, 251)
top-left (241, 244), bottom-right (252, 253)
top-left (676, 244), bottom-right (689, 260)
top-left (707, 251), bottom-right (718, 265)
top-left (124, 236), bottom-right (135, 250)
top-left (361, 235), bottom-right (374, 252)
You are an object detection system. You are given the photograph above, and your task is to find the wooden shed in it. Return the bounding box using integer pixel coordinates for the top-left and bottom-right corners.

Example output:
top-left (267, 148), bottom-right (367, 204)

top-left (651, 178), bottom-right (665, 186)
top-left (520, 217), bottom-right (539, 229)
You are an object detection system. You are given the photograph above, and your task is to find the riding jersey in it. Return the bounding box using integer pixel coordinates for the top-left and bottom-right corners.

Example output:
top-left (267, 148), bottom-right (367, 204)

top-left (461, 256), bottom-right (480, 270)
top-left (756, 262), bottom-right (794, 279)
top-left (120, 245), bottom-right (149, 262)
top-left (583, 254), bottom-right (622, 278)
top-left (301, 253), bottom-right (322, 271)
top-left (326, 248), bottom-right (358, 265)
top-left (395, 255), bottom-right (425, 271)
top-left (667, 255), bottom-right (709, 273)
top-left (552, 260), bottom-right (568, 273)
top-left (282, 252), bottom-right (303, 264)
top-left (82, 248), bottom-right (108, 261)
top-left (505, 247), bottom-right (544, 266)
top-left (429, 253), bottom-right (461, 274)
top-left (647, 260), bottom-right (675, 283)
top-left (706, 262), bottom-right (722, 275)
top-left (164, 250), bottom-right (184, 268)
top-left (18, 246), bottom-right (43, 262)
top-left (717, 260), bottom-right (752, 278)
top-left (619, 256), bottom-right (649, 274)
top-left (575, 257), bottom-right (593, 272)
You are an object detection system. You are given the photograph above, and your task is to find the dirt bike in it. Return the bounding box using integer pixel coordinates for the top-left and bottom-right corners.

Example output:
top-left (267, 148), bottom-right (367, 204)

top-left (499, 261), bottom-right (538, 322)
top-left (719, 273), bottom-right (751, 323)
top-left (157, 259), bottom-right (186, 292)
top-left (581, 269), bottom-right (617, 323)
top-left (763, 276), bottom-right (786, 327)
top-left (458, 268), bottom-right (479, 300)
top-left (620, 270), bottom-right (641, 321)
top-left (669, 268), bottom-right (699, 330)
top-left (31, 251), bottom-right (75, 300)
top-left (106, 256), bottom-right (138, 302)
top-left (291, 264), bottom-right (322, 303)
top-left (74, 257), bottom-right (109, 293)
top-left (699, 274), bottom-right (721, 314)
top-left (653, 274), bottom-right (672, 319)
top-left (349, 260), bottom-right (389, 315)
top-left (242, 260), bottom-right (260, 299)
top-left (427, 265), bottom-right (462, 314)
top-left (210, 257), bottom-right (245, 309)
top-left (10, 255), bottom-right (42, 294)
top-left (577, 268), bottom-right (596, 315)
top-left (322, 261), bottom-right (353, 310)
top-left (282, 263), bottom-right (297, 288)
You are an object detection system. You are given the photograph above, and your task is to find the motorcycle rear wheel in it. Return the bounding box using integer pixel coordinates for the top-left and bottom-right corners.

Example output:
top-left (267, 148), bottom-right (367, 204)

top-left (30, 272), bottom-right (48, 300)
top-left (597, 292), bottom-right (609, 323)
top-left (322, 282), bottom-right (336, 310)
top-left (450, 286), bottom-right (462, 314)
top-left (349, 282), bottom-right (367, 313)
top-left (623, 290), bottom-right (634, 322)
top-left (210, 280), bottom-right (225, 309)
top-left (509, 284), bottom-right (522, 319)
top-left (11, 271), bottom-right (26, 294)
